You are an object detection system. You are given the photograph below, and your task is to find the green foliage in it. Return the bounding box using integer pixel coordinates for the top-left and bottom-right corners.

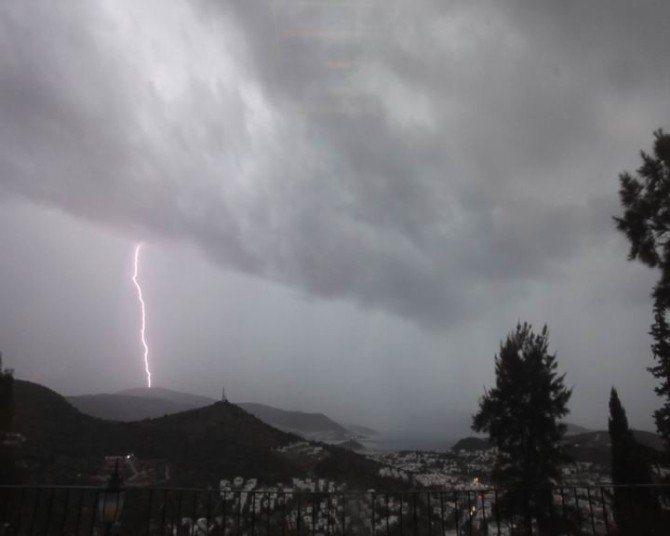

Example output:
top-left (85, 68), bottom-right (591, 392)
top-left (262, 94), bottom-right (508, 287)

top-left (608, 388), bottom-right (659, 535)
top-left (614, 130), bottom-right (670, 443)
top-left (472, 323), bottom-right (571, 531)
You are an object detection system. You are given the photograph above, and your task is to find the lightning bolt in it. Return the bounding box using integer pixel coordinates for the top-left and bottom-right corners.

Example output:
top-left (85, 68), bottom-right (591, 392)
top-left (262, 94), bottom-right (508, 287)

top-left (132, 243), bottom-right (152, 388)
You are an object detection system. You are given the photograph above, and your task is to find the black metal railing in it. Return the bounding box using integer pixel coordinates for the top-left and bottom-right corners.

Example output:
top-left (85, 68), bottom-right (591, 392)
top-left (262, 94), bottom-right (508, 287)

top-left (1, 484), bottom-right (669, 535)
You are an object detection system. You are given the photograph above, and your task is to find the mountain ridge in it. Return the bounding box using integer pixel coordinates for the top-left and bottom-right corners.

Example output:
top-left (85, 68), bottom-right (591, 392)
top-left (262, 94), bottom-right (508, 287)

top-left (17, 380), bottom-right (297, 485)
top-left (238, 402), bottom-right (350, 440)
top-left (116, 386), bottom-right (216, 407)
top-left (67, 388), bottom-right (365, 442)
top-left (66, 392), bottom-right (196, 421)
top-left (451, 429), bottom-right (665, 467)
top-left (16, 380), bottom-right (395, 489)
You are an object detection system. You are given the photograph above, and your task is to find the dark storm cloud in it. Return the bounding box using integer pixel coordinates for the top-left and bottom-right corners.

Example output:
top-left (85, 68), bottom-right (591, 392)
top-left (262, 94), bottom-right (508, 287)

top-left (1, 0), bottom-right (669, 329)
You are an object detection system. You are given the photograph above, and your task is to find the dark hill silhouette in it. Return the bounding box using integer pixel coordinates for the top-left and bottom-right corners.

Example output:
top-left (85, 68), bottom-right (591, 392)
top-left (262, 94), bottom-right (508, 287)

top-left (337, 439), bottom-right (366, 451)
top-left (451, 429), bottom-right (664, 466)
top-left (345, 423), bottom-right (379, 437)
top-left (15, 380), bottom-right (297, 485)
top-left (67, 389), bottom-right (360, 442)
top-left (451, 436), bottom-right (490, 452)
top-left (238, 402), bottom-right (349, 440)
top-left (14, 380), bottom-right (395, 489)
top-left (564, 429), bottom-right (664, 465)
top-left (15, 380), bottom-right (126, 484)
top-left (66, 393), bottom-right (195, 421)
top-left (116, 386), bottom-right (216, 408)
top-left (565, 422), bottom-right (592, 435)
top-left (67, 387), bottom-right (217, 422)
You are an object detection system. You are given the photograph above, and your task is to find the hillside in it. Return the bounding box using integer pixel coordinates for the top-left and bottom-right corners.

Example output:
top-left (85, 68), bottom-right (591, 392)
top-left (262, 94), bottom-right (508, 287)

top-left (15, 380), bottom-right (298, 485)
top-left (337, 439), bottom-right (366, 451)
top-left (565, 422), bottom-right (592, 435)
top-left (238, 402), bottom-right (350, 441)
top-left (117, 387), bottom-right (216, 408)
top-left (451, 436), bottom-right (490, 452)
top-left (451, 429), bottom-right (664, 466)
top-left (14, 380), bottom-right (394, 489)
top-left (564, 429), bottom-right (664, 465)
top-left (67, 389), bottom-right (360, 445)
top-left (66, 393), bottom-right (196, 421)
top-left (346, 423), bottom-right (379, 437)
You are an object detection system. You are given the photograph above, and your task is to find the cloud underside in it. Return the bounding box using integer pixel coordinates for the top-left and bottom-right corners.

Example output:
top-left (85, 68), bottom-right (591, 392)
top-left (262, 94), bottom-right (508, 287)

top-left (1, 0), bottom-right (668, 328)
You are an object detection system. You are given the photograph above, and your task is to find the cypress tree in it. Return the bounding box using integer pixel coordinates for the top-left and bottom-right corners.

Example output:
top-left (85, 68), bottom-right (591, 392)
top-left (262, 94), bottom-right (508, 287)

top-left (0, 353), bottom-right (13, 432)
top-left (0, 352), bottom-right (16, 484)
top-left (608, 388), bottom-right (658, 535)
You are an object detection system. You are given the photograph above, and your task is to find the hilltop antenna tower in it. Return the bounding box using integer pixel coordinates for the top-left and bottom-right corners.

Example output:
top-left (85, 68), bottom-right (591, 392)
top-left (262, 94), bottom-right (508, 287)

top-left (221, 385), bottom-right (227, 402)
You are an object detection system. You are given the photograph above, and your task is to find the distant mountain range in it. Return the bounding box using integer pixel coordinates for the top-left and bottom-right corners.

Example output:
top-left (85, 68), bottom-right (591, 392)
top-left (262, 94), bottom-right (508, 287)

top-left (18, 381), bottom-right (294, 486)
top-left (15, 380), bottom-right (395, 489)
top-left (67, 388), bottom-right (595, 452)
top-left (451, 428), bottom-right (664, 466)
top-left (564, 422), bottom-right (592, 435)
top-left (238, 402), bottom-right (350, 441)
top-left (66, 391), bottom-right (199, 421)
top-left (564, 429), bottom-right (665, 462)
top-left (345, 424), bottom-right (378, 437)
top-left (67, 387), bottom-right (373, 443)
top-left (118, 386), bottom-right (216, 408)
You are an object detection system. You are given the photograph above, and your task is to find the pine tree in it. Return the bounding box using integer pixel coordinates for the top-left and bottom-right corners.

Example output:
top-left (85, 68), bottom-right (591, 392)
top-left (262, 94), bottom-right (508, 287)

top-left (608, 388), bottom-right (659, 535)
top-left (614, 130), bottom-right (670, 444)
top-left (473, 323), bottom-right (572, 533)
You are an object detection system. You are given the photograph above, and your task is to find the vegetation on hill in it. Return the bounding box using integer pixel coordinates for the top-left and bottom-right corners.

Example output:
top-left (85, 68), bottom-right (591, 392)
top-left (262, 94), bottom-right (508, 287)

top-left (66, 393), bottom-right (197, 421)
top-left (564, 422), bottom-right (592, 435)
top-left (238, 402), bottom-right (350, 439)
top-left (451, 437), bottom-right (490, 452)
top-left (116, 387), bottom-right (216, 408)
top-left (452, 429), bottom-right (665, 467)
top-left (67, 390), bottom-right (360, 446)
top-left (13, 380), bottom-right (395, 489)
top-left (336, 439), bottom-right (365, 451)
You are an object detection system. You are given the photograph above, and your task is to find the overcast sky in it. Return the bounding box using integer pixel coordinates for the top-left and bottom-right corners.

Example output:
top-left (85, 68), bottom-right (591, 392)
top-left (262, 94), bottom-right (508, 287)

top-left (1, 0), bottom-right (669, 433)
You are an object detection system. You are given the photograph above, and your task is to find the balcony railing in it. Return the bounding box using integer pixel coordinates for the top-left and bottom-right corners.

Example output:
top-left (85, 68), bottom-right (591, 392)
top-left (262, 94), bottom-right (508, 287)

top-left (1, 484), bottom-right (669, 535)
